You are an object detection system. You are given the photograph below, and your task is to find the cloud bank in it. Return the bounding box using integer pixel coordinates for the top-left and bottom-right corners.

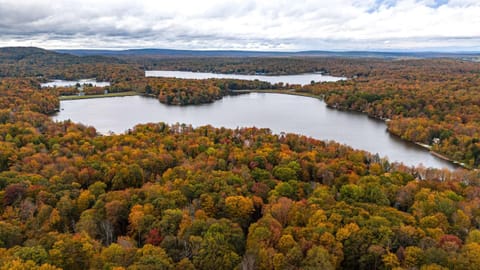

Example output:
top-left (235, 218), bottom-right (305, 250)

top-left (0, 0), bottom-right (479, 50)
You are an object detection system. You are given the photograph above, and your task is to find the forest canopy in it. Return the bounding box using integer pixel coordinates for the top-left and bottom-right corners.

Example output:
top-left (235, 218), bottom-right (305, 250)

top-left (1, 48), bottom-right (480, 269)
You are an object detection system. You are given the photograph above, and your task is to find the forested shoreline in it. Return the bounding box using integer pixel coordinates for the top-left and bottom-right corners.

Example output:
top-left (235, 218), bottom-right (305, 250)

top-left (299, 59), bottom-right (480, 169)
top-left (2, 47), bottom-right (480, 269)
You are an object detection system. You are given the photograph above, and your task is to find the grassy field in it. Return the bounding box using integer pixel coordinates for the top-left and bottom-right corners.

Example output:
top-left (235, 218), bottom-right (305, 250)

top-left (59, 91), bottom-right (138, 100)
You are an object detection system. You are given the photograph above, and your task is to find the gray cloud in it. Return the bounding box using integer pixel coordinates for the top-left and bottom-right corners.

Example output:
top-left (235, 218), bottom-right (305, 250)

top-left (0, 0), bottom-right (479, 50)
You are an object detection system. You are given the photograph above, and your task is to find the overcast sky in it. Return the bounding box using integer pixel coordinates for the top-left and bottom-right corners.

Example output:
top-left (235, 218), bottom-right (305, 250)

top-left (0, 0), bottom-right (479, 51)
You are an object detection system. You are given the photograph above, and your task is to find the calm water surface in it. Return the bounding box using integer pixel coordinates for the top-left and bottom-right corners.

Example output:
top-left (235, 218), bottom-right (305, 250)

top-left (53, 94), bottom-right (455, 169)
top-left (41, 79), bottom-right (110, 88)
top-left (145, 70), bottom-right (345, 85)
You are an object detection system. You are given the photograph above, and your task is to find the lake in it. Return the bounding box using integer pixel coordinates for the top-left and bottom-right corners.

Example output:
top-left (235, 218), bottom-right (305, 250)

top-left (53, 93), bottom-right (455, 169)
top-left (145, 70), bottom-right (345, 85)
top-left (41, 79), bottom-right (110, 88)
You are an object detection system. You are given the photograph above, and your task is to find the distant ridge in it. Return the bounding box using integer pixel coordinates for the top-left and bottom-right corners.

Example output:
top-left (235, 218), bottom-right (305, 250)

top-left (0, 46), bottom-right (122, 63)
top-left (55, 48), bottom-right (480, 59)
top-left (1, 46), bottom-right (479, 61)
top-left (0, 47), bottom-right (124, 78)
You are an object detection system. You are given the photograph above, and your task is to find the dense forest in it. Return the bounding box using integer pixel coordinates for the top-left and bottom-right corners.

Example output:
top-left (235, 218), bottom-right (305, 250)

top-left (2, 77), bottom-right (480, 270)
top-left (0, 48), bottom-right (285, 106)
top-left (3, 47), bottom-right (480, 269)
top-left (122, 55), bottom-right (480, 168)
top-left (108, 54), bottom-right (480, 168)
top-left (0, 47), bottom-right (138, 81)
top-left (299, 59), bottom-right (480, 168)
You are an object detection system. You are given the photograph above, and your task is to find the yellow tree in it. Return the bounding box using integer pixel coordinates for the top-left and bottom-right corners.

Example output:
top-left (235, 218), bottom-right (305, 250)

top-left (224, 196), bottom-right (254, 229)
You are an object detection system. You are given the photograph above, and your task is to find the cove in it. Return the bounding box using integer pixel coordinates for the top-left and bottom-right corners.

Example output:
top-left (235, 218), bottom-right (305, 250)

top-left (52, 93), bottom-right (456, 169)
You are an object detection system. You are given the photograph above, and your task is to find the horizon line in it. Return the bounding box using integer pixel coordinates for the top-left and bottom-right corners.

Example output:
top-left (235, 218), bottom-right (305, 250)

top-left (4, 46), bottom-right (479, 54)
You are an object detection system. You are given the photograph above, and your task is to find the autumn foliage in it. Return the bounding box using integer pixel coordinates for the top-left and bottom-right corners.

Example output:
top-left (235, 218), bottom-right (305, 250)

top-left (2, 50), bottom-right (480, 269)
top-left (299, 58), bottom-right (480, 168)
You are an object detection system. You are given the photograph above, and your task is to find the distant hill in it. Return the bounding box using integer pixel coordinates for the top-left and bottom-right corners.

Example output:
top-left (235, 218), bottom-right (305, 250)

top-left (0, 47), bottom-right (69, 61)
top-left (1, 46), bottom-right (479, 79)
top-left (0, 47), bottom-right (122, 64)
top-left (56, 48), bottom-right (285, 57)
top-left (0, 47), bottom-right (128, 79)
top-left (2, 46), bottom-right (478, 61)
top-left (55, 48), bottom-right (480, 59)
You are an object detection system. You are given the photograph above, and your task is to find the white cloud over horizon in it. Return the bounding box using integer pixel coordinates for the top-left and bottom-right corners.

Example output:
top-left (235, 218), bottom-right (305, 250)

top-left (0, 0), bottom-right (479, 51)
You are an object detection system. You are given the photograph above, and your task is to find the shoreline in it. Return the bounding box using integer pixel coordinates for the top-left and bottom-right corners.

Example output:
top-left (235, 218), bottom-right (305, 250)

top-left (413, 142), bottom-right (469, 169)
top-left (59, 91), bottom-right (138, 100)
top-left (57, 89), bottom-right (467, 170)
top-left (230, 89), bottom-right (323, 99)
top-left (238, 89), bottom-right (468, 170)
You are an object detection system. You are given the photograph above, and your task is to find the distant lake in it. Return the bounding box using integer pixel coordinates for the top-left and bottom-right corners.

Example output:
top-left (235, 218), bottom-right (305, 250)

top-left (145, 70), bottom-right (345, 85)
top-left (53, 93), bottom-right (455, 169)
top-left (41, 79), bottom-right (110, 88)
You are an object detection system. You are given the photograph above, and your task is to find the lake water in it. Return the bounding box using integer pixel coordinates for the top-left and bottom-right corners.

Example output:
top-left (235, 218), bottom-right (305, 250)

top-left (145, 70), bottom-right (345, 85)
top-left (53, 94), bottom-right (455, 169)
top-left (41, 79), bottom-right (110, 88)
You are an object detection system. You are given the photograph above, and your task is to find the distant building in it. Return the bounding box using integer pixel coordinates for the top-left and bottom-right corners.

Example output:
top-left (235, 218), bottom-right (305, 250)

top-left (78, 85), bottom-right (85, 96)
